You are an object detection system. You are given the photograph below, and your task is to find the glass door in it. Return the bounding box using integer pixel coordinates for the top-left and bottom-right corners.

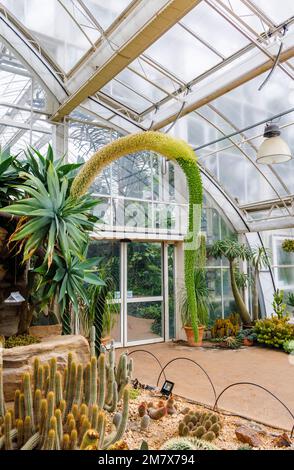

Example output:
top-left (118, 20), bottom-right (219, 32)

top-left (125, 242), bottom-right (164, 345)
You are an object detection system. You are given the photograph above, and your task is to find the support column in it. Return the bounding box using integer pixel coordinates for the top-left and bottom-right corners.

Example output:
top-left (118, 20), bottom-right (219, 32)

top-left (174, 241), bottom-right (185, 340)
top-left (52, 120), bottom-right (68, 159)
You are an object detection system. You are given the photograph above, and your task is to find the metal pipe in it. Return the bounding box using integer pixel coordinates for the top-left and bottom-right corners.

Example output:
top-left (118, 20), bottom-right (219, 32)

top-left (194, 107), bottom-right (294, 151)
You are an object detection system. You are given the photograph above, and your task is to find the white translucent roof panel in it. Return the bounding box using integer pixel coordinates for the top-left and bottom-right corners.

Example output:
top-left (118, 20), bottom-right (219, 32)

top-left (250, 0), bottom-right (294, 26)
top-left (209, 68), bottom-right (294, 139)
top-left (101, 80), bottom-right (152, 114)
top-left (1, 0), bottom-right (133, 73)
top-left (129, 58), bottom-right (181, 94)
top-left (180, 1), bottom-right (249, 57)
top-left (145, 24), bottom-right (222, 83)
top-left (199, 146), bottom-right (278, 204)
top-left (82, 0), bottom-right (131, 30)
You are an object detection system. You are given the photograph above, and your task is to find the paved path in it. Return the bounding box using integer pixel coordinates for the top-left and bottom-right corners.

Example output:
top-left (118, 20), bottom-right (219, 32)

top-left (124, 342), bottom-right (294, 431)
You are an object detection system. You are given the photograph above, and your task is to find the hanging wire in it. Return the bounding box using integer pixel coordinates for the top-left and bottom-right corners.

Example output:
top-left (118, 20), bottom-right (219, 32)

top-left (258, 25), bottom-right (288, 91)
top-left (163, 87), bottom-right (191, 135)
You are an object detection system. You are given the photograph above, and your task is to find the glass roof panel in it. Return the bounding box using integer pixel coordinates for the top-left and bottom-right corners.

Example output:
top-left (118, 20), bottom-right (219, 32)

top-left (250, 0), bottom-right (294, 25)
top-left (112, 69), bottom-right (167, 103)
top-left (209, 68), bottom-right (294, 139)
top-left (2, 0), bottom-right (92, 72)
top-left (101, 80), bottom-right (152, 113)
top-left (181, 1), bottom-right (249, 57)
top-left (129, 58), bottom-right (180, 94)
top-left (145, 24), bottom-right (222, 83)
top-left (199, 145), bottom-right (278, 204)
top-left (218, 0), bottom-right (268, 34)
top-left (82, 0), bottom-right (132, 30)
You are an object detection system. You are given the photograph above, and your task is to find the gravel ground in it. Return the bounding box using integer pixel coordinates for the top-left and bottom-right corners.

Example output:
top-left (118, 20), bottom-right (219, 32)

top-left (121, 389), bottom-right (294, 450)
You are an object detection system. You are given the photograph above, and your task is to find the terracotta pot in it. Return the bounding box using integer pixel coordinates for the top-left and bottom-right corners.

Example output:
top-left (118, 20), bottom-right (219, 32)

top-left (184, 325), bottom-right (204, 347)
top-left (243, 337), bottom-right (253, 347)
top-left (29, 324), bottom-right (62, 340)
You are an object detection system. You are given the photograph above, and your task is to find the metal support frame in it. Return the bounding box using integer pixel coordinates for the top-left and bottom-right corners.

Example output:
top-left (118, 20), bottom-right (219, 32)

top-left (50, 0), bottom-right (203, 121)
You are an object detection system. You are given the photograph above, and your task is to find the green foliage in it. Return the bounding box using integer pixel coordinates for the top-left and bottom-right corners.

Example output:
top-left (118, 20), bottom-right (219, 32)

top-left (237, 328), bottom-right (257, 342)
top-left (283, 339), bottom-right (294, 354)
top-left (287, 293), bottom-right (294, 307)
top-left (70, 132), bottom-right (203, 342)
top-left (0, 150), bottom-right (23, 207)
top-left (282, 239), bottom-right (294, 253)
top-left (4, 335), bottom-right (40, 349)
top-left (209, 239), bottom-right (251, 262)
top-left (254, 317), bottom-right (294, 348)
top-left (211, 314), bottom-right (240, 338)
top-left (22, 146), bottom-right (82, 186)
top-left (272, 289), bottom-right (288, 319)
top-left (1, 165), bottom-right (98, 266)
top-left (1, 146), bottom-right (103, 334)
top-left (209, 239), bottom-right (251, 324)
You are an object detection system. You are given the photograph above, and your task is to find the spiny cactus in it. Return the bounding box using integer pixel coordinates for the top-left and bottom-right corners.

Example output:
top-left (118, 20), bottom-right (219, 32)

top-left (178, 409), bottom-right (222, 442)
top-left (140, 414), bottom-right (150, 432)
top-left (0, 344), bottom-right (131, 450)
top-left (161, 436), bottom-right (219, 450)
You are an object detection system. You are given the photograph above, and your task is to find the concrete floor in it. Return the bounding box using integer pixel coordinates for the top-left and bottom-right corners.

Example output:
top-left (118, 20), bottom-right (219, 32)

top-left (124, 342), bottom-right (294, 431)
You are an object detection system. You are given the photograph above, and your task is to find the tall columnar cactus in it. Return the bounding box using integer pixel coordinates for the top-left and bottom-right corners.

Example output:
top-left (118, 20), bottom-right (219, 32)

top-left (0, 347), bottom-right (131, 450)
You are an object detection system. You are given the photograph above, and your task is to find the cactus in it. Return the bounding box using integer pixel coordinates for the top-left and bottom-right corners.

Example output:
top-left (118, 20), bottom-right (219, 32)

top-left (161, 436), bottom-right (219, 450)
top-left (4, 412), bottom-right (13, 450)
top-left (178, 409), bottom-right (222, 442)
top-left (147, 405), bottom-right (167, 420)
top-left (140, 414), bottom-right (150, 432)
top-left (166, 396), bottom-right (177, 415)
top-left (0, 346), bottom-right (131, 451)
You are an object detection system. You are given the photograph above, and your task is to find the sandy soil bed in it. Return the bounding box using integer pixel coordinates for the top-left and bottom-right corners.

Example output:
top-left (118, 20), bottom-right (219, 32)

top-left (121, 389), bottom-right (294, 451)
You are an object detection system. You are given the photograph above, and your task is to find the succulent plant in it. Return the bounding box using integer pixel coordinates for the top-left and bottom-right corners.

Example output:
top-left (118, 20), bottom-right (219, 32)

top-left (161, 436), bottom-right (219, 450)
top-left (0, 344), bottom-right (132, 450)
top-left (178, 409), bottom-right (222, 442)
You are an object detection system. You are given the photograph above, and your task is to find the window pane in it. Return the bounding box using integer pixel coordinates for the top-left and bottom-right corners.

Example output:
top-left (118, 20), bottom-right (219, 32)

top-left (127, 242), bottom-right (162, 297)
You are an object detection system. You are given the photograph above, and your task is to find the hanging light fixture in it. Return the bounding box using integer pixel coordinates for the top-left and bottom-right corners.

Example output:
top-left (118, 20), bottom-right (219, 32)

top-left (256, 123), bottom-right (292, 164)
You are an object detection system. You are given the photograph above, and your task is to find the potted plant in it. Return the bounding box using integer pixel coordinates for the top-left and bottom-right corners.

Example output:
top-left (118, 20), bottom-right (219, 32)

top-left (101, 296), bottom-right (118, 345)
top-left (180, 269), bottom-right (210, 347)
top-left (237, 329), bottom-right (257, 346)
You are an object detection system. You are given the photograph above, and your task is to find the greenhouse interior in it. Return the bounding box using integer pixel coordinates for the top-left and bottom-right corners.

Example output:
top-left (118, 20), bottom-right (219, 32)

top-left (0, 0), bottom-right (294, 455)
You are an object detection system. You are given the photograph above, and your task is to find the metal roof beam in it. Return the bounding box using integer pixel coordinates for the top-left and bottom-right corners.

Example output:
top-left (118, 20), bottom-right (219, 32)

top-left (149, 40), bottom-right (294, 130)
top-left (50, 0), bottom-right (203, 122)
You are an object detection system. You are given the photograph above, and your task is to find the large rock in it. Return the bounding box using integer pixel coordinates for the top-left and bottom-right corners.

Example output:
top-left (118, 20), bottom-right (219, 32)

top-left (235, 425), bottom-right (263, 448)
top-left (2, 334), bottom-right (90, 401)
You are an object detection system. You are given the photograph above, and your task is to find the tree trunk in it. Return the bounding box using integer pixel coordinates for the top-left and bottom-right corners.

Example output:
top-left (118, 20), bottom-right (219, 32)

top-left (229, 260), bottom-right (251, 324)
top-left (252, 268), bottom-right (259, 321)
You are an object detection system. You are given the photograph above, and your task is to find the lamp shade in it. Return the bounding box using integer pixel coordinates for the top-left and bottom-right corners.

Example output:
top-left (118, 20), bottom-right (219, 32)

top-left (256, 136), bottom-right (292, 164)
top-left (256, 124), bottom-right (292, 164)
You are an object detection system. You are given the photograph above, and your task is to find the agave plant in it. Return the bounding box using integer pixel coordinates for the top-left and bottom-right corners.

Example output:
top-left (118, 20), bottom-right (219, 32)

top-left (1, 146), bottom-right (102, 334)
top-left (22, 145), bottom-right (83, 185)
top-left (0, 150), bottom-right (22, 208)
top-left (1, 163), bottom-right (98, 267)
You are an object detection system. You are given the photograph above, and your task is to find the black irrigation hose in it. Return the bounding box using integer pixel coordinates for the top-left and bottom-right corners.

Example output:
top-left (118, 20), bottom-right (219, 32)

top-left (213, 382), bottom-right (294, 438)
top-left (127, 349), bottom-right (167, 382)
top-left (156, 357), bottom-right (217, 403)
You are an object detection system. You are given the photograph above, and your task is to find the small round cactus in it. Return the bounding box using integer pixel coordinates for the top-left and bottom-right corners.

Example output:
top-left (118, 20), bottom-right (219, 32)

top-left (178, 409), bottom-right (222, 442)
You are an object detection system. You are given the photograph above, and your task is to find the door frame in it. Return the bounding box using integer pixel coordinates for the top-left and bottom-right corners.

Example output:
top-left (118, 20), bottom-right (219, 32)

top-left (113, 240), bottom-right (174, 348)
